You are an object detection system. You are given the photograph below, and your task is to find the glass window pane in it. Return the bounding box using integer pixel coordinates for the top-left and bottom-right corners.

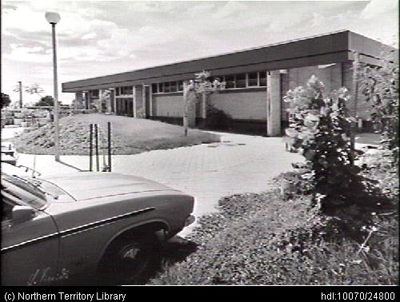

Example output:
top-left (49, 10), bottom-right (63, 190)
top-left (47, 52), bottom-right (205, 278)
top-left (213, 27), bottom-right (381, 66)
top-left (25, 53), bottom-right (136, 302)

top-left (259, 71), bottom-right (267, 87)
top-left (159, 83), bottom-right (164, 93)
top-left (225, 75), bottom-right (235, 89)
top-left (170, 81), bottom-right (177, 92)
top-left (152, 83), bottom-right (158, 93)
top-left (248, 72), bottom-right (258, 87)
top-left (236, 74), bottom-right (246, 88)
top-left (178, 81), bottom-right (183, 91)
top-left (164, 82), bottom-right (170, 93)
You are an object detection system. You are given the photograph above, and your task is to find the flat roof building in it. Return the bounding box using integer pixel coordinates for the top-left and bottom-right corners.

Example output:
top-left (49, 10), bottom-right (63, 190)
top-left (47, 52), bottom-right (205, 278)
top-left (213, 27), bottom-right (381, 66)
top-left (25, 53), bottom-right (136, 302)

top-left (62, 30), bottom-right (391, 135)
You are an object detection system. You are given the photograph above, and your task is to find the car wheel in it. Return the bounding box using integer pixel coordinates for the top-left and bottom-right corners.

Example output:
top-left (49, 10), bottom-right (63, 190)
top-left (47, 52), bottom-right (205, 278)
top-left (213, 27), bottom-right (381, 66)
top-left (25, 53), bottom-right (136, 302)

top-left (98, 234), bottom-right (160, 285)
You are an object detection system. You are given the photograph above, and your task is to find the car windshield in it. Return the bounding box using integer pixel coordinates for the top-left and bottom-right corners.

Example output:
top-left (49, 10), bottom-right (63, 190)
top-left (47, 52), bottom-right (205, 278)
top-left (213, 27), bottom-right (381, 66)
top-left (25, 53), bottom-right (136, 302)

top-left (1, 173), bottom-right (49, 209)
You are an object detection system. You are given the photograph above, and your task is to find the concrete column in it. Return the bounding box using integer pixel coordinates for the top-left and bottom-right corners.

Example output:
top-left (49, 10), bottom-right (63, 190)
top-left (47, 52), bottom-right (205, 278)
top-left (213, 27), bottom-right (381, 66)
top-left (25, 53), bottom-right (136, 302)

top-left (83, 91), bottom-right (90, 110)
top-left (149, 85), bottom-right (153, 117)
top-left (98, 89), bottom-right (103, 113)
top-left (133, 85), bottom-right (143, 118)
top-left (266, 70), bottom-right (281, 136)
top-left (201, 93), bottom-right (207, 119)
top-left (74, 92), bottom-right (84, 109)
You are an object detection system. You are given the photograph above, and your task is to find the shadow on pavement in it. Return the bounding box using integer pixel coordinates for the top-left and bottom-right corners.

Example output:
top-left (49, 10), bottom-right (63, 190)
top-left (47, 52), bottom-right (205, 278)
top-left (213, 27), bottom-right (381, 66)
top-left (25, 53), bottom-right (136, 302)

top-left (58, 160), bottom-right (87, 172)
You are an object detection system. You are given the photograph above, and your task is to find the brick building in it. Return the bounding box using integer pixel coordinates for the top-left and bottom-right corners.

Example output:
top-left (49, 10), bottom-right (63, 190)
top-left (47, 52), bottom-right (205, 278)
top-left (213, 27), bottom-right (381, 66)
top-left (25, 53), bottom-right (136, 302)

top-left (62, 30), bottom-right (390, 136)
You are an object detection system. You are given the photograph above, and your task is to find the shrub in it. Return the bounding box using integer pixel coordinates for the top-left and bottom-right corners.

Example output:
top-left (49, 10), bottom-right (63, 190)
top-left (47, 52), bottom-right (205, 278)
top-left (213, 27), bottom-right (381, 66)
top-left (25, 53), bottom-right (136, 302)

top-left (205, 103), bottom-right (230, 130)
top-left (150, 171), bottom-right (398, 285)
top-left (359, 49), bottom-right (399, 165)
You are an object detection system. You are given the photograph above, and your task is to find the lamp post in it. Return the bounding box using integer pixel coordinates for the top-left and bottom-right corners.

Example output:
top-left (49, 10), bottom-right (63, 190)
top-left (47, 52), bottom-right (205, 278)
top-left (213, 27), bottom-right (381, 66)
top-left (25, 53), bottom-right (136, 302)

top-left (45, 12), bottom-right (61, 161)
top-left (18, 81), bottom-right (23, 108)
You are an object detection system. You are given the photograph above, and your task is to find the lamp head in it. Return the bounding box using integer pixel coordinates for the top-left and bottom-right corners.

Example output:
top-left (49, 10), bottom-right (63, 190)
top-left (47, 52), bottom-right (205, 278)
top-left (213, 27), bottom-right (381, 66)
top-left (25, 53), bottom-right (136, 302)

top-left (45, 12), bottom-right (61, 25)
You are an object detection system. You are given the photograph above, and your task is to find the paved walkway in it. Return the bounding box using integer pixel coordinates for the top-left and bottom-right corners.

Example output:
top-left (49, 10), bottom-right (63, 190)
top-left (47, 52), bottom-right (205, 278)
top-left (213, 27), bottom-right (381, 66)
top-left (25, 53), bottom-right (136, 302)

top-left (5, 132), bottom-right (303, 234)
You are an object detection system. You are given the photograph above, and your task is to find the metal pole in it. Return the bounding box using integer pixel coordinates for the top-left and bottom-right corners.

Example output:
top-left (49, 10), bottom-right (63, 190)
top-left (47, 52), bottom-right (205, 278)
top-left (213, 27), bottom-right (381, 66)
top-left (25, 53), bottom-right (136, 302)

top-left (51, 23), bottom-right (60, 162)
top-left (95, 124), bottom-right (99, 172)
top-left (108, 122), bottom-right (112, 172)
top-left (89, 124), bottom-right (93, 171)
top-left (18, 81), bottom-right (23, 109)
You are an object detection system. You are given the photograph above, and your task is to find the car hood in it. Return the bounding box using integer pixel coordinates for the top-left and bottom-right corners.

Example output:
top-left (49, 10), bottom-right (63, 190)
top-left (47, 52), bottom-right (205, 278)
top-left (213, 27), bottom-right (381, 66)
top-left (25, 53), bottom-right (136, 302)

top-left (43, 172), bottom-right (178, 201)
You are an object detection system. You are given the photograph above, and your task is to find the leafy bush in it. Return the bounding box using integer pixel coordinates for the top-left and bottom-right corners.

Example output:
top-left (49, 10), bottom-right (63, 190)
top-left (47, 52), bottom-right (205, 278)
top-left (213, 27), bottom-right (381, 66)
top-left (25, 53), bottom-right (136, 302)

top-left (150, 170), bottom-right (398, 285)
top-left (284, 76), bottom-right (360, 203)
top-left (282, 76), bottom-right (397, 237)
top-left (204, 103), bottom-right (231, 130)
top-left (359, 49), bottom-right (399, 165)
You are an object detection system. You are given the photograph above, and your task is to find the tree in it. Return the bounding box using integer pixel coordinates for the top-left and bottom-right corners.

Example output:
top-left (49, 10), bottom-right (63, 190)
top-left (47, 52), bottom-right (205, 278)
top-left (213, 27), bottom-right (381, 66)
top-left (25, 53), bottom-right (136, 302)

top-left (1, 93), bottom-right (12, 109)
top-left (359, 49), bottom-right (399, 165)
top-left (284, 76), bottom-right (364, 213)
top-left (35, 96), bottom-right (55, 107)
top-left (25, 83), bottom-right (45, 98)
top-left (182, 71), bottom-right (225, 136)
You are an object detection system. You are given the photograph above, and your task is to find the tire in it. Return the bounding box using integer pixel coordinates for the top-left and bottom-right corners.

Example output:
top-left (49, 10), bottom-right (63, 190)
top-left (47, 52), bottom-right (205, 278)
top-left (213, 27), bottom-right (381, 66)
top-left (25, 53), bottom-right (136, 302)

top-left (97, 233), bottom-right (160, 285)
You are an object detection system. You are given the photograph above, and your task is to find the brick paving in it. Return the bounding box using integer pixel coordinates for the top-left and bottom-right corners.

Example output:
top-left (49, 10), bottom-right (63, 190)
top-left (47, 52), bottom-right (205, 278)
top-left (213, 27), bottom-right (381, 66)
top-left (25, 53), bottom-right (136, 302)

top-left (3, 128), bottom-right (377, 235)
top-left (8, 132), bottom-right (303, 235)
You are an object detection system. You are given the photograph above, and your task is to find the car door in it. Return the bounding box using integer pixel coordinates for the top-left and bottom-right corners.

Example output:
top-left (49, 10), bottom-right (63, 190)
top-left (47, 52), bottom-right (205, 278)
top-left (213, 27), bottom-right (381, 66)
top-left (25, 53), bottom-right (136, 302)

top-left (1, 197), bottom-right (60, 286)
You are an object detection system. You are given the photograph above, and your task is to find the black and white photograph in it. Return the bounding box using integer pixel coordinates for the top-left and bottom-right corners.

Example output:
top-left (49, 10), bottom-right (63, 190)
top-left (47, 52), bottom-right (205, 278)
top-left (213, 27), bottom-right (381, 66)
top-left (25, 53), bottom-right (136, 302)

top-left (1, 0), bottom-right (399, 289)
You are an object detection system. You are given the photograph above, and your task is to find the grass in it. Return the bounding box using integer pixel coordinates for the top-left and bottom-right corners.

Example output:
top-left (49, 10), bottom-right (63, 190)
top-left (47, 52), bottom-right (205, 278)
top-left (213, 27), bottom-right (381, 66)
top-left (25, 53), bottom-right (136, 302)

top-left (149, 159), bottom-right (399, 285)
top-left (11, 114), bottom-right (220, 155)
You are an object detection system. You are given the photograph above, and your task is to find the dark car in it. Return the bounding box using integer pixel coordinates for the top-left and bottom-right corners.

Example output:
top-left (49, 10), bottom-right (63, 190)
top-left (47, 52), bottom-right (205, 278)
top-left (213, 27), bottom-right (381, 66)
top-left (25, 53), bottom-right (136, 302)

top-left (1, 171), bottom-right (195, 285)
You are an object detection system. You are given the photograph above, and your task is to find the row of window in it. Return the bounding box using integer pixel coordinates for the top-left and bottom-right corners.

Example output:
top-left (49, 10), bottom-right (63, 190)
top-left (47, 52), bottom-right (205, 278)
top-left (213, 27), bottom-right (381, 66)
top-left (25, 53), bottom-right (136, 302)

top-left (110, 71), bottom-right (269, 96)
top-left (115, 86), bottom-right (133, 96)
top-left (151, 71), bottom-right (268, 94)
top-left (152, 81), bottom-right (184, 94)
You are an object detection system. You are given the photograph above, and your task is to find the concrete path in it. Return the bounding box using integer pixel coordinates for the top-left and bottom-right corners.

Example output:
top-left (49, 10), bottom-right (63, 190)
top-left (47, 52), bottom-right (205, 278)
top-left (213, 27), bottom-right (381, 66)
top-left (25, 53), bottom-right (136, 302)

top-left (4, 132), bottom-right (303, 235)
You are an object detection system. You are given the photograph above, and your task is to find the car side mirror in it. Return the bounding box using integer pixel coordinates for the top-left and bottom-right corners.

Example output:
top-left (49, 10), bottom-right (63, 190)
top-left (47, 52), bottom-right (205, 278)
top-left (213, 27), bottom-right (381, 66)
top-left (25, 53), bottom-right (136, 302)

top-left (12, 206), bottom-right (35, 224)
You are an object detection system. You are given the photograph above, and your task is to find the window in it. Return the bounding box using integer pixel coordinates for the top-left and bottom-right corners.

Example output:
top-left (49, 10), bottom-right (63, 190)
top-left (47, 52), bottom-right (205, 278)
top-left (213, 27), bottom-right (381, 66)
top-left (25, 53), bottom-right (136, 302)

top-left (164, 82), bottom-right (170, 93)
top-left (225, 75), bottom-right (235, 89)
top-left (248, 72), bottom-right (258, 87)
top-left (121, 86), bottom-right (133, 95)
top-left (152, 83), bottom-right (158, 94)
top-left (236, 74), bottom-right (246, 88)
top-left (90, 90), bottom-right (99, 98)
top-left (178, 81), bottom-right (184, 91)
top-left (170, 81), bottom-right (177, 93)
top-left (158, 83), bottom-right (164, 93)
top-left (259, 71), bottom-right (267, 87)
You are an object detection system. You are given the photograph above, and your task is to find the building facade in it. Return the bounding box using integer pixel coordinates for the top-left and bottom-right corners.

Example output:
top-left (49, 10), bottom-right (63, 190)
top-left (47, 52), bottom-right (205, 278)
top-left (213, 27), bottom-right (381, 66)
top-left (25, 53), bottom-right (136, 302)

top-left (62, 30), bottom-right (390, 136)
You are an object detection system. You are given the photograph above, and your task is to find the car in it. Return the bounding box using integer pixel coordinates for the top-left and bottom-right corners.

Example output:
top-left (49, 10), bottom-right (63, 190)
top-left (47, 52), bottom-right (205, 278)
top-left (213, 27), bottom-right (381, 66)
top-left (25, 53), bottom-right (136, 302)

top-left (1, 142), bottom-right (18, 166)
top-left (1, 171), bottom-right (195, 286)
top-left (1, 162), bottom-right (42, 178)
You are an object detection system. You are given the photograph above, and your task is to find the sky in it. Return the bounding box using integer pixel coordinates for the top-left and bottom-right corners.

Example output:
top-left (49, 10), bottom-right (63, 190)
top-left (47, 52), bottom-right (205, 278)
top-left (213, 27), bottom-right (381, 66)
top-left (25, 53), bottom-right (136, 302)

top-left (1, 0), bottom-right (399, 105)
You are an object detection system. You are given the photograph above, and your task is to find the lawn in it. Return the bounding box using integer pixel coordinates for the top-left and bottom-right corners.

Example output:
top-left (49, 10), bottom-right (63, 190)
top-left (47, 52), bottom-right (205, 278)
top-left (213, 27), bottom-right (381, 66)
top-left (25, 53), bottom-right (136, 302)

top-left (11, 114), bottom-right (220, 155)
top-left (150, 151), bottom-right (399, 285)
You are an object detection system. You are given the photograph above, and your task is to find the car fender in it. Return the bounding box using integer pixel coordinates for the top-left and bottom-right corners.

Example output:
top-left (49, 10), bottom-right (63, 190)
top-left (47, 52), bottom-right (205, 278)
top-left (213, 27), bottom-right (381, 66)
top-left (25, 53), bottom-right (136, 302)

top-left (97, 217), bottom-right (171, 265)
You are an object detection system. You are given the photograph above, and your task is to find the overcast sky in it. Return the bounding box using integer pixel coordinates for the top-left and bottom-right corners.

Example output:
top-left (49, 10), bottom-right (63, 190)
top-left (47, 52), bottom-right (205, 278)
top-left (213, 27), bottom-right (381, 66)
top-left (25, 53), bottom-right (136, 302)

top-left (1, 0), bottom-right (398, 105)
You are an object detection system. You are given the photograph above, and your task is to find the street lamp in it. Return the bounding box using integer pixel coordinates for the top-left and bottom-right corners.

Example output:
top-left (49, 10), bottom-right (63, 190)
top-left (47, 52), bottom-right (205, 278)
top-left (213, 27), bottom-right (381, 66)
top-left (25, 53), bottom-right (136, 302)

top-left (45, 12), bottom-right (61, 161)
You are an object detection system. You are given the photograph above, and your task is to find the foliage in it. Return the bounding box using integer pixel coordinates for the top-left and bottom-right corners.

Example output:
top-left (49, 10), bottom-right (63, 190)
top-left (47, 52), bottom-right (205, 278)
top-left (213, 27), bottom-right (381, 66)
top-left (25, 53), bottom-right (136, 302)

top-left (359, 49), bottom-right (399, 165)
top-left (1, 93), bottom-right (12, 109)
top-left (35, 96), bottom-right (55, 107)
top-left (204, 103), bottom-right (231, 130)
top-left (25, 83), bottom-right (45, 98)
top-left (283, 76), bottom-right (367, 212)
top-left (150, 167), bottom-right (398, 285)
top-left (183, 71), bottom-right (226, 135)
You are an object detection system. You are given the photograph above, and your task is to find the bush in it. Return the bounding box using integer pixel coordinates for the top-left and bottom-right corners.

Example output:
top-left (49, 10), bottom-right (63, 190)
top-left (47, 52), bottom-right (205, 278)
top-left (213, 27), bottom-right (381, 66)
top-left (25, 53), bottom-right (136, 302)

top-left (205, 103), bottom-right (231, 130)
top-left (150, 157), bottom-right (398, 285)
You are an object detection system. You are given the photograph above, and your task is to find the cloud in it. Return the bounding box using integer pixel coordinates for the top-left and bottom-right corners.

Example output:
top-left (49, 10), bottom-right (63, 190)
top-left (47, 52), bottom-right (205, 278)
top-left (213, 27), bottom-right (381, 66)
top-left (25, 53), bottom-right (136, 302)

top-left (361, 0), bottom-right (398, 19)
top-left (212, 1), bottom-right (248, 19)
